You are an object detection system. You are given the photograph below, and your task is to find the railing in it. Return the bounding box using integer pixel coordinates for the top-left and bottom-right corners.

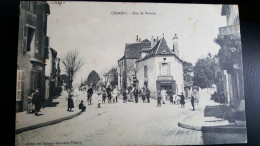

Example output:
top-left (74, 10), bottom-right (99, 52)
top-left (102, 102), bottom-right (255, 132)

top-left (219, 25), bottom-right (240, 36)
top-left (157, 76), bottom-right (173, 80)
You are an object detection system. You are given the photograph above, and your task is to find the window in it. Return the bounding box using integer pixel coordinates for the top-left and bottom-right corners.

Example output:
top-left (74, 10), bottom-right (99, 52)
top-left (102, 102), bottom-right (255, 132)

top-left (28, 1), bottom-right (36, 14)
top-left (159, 63), bottom-right (171, 76)
top-left (144, 66), bottom-right (148, 78)
top-left (23, 26), bottom-right (37, 53)
top-left (16, 70), bottom-right (24, 101)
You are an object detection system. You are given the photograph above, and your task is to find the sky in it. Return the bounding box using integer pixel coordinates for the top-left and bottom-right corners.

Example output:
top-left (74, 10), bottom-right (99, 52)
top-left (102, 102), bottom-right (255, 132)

top-left (47, 2), bottom-right (227, 84)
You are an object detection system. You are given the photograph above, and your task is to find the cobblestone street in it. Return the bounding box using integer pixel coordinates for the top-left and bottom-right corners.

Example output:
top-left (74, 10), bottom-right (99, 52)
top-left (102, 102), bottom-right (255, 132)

top-left (15, 90), bottom-right (245, 145)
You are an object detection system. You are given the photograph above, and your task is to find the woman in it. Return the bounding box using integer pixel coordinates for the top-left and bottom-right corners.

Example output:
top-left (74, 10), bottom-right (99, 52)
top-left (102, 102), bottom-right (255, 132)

top-left (67, 94), bottom-right (74, 112)
top-left (161, 88), bottom-right (166, 104)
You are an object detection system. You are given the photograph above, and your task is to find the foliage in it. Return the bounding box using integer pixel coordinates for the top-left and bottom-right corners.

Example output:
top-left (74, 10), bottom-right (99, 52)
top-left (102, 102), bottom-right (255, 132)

top-left (183, 61), bottom-right (194, 83)
top-left (193, 56), bottom-right (216, 89)
top-left (84, 70), bottom-right (100, 89)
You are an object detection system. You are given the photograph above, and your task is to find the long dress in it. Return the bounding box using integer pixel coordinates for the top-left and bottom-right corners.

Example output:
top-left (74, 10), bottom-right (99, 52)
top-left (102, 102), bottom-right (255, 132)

top-left (161, 90), bottom-right (166, 103)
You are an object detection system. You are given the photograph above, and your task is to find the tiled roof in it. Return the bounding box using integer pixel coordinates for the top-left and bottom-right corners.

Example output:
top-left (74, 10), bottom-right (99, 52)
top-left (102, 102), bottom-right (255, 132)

top-left (136, 37), bottom-right (183, 63)
top-left (125, 41), bottom-right (151, 59)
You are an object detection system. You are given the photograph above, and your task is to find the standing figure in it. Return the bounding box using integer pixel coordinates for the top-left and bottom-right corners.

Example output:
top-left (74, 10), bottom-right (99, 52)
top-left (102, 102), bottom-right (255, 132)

top-left (191, 95), bottom-right (195, 111)
top-left (97, 92), bottom-right (102, 108)
top-left (29, 90), bottom-right (35, 113)
top-left (146, 88), bottom-right (150, 103)
top-left (220, 90), bottom-right (226, 104)
top-left (112, 88), bottom-right (117, 103)
top-left (161, 88), bottom-right (166, 104)
top-left (134, 88), bottom-right (139, 103)
top-left (87, 86), bottom-right (94, 105)
top-left (67, 94), bottom-right (74, 112)
top-left (102, 89), bottom-right (106, 104)
top-left (32, 88), bottom-right (42, 116)
top-left (179, 92), bottom-right (185, 108)
top-left (157, 91), bottom-right (162, 107)
top-left (169, 91), bottom-right (174, 104)
top-left (123, 89), bottom-right (127, 103)
top-left (141, 87), bottom-right (146, 103)
top-left (79, 100), bottom-right (86, 112)
top-left (106, 85), bottom-right (112, 103)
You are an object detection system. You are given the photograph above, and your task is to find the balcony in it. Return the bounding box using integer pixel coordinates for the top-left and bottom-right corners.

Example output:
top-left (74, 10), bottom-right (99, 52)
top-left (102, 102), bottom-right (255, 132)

top-left (157, 76), bottom-right (173, 81)
top-left (219, 25), bottom-right (240, 36)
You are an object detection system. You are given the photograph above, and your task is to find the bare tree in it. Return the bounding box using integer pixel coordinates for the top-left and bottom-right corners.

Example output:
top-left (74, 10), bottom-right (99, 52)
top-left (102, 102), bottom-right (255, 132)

top-left (61, 49), bottom-right (84, 90)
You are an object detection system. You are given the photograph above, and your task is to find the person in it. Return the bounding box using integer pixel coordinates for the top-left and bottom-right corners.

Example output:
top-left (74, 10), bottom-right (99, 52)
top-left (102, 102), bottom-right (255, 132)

top-left (87, 86), bottom-right (93, 105)
top-left (79, 100), bottom-right (86, 112)
top-left (114, 86), bottom-right (118, 102)
top-left (169, 91), bottom-right (174, 104)
top-left (67, 94), bottom-right (74, 112)
top-left (179, 92), bottom-right (185, 108)
top-left (32, 88), bottom-right (43, 116)
top-left (123, 88), bottom-right (127, 103)
top-left (146, 88), bottom-right (150, 103)
top-left (161, 88), bottom-right (166, 104)
top-left (157, 91), bottom-right (162, 107)
top-left (29, 90), bottom-right (35, 113)
top-left (191, 95), bottom-right (195, 111)
top-left (112, 88), bottom-right (117, 103)
top-left (134, 88), bottom-right (139, 103)
top-left (106, 85), bottom-right (112, 103)
top-left (102, 89), bottom-right (106, 104)
top-left (97, 92), bottom-right (102, 108)
top-left (220, 90), bottom-right (226, 104)
top-left (141, 87), bottom-right (146, 103)
top-left (27, 96), bottom-right (33, 114)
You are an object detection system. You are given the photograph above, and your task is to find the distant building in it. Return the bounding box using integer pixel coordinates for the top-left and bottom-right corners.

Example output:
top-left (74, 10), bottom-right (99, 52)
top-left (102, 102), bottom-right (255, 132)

top-left (118, 34), bottom-right (184, 97)
top-left (136, 35), bottom-right (184, 97)
top-left (104, 68), bottom-right (118, 88)
top-left (45, 48), bottom-right (61, 102)
top-left (16, 1), bottom-right (50, 112)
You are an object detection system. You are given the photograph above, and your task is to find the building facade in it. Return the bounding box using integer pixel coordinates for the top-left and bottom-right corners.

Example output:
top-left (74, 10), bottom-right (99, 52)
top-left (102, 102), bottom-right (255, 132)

top-left (215, 5), bottom-right (244, 109)
top-left (16, 1), bottom-right (50, 112)
top-left (135, 36), bottom-right (184, 97)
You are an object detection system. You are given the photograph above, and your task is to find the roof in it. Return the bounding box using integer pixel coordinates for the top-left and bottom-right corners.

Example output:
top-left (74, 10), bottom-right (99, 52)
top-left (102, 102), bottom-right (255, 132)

top-left (118, 56), bottom-right (125, 62)
top-left (125, 41), bottom-right (151, 59)
top-left (105, 68), bottom-right (117, 76)
top-left (136, 37), bottom-right (183, 63)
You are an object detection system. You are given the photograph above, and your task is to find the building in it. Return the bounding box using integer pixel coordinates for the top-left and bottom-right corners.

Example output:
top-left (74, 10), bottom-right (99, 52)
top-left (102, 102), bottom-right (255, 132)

top-left (135, 35), bottom-right (184, 97)
top-left (104, 68), bottom-right (118, 88)
top-left (117, 35), bottom-right (152, 91)
top-left (45, 48), bottom-right (61, 102)
top-left (16, 1), bottom-right (50, 112)
top-left (215, 5), bottom-right (244, 109)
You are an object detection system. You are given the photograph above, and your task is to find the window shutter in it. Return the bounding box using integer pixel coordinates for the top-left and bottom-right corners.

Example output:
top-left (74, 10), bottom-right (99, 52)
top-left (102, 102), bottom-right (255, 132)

top-left (22, 26), bottom-right (28, 52)
top-left (16, 70), bottom-right (24, 101)
top-left (167, 63), bottom-right (171, 75)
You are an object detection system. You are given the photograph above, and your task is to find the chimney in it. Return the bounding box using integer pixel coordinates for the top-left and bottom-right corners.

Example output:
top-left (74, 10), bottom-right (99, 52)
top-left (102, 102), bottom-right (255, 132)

top-left (173, 34), bottom-right (179, 57)
top-left (136, 35), bottom-right (138, 42)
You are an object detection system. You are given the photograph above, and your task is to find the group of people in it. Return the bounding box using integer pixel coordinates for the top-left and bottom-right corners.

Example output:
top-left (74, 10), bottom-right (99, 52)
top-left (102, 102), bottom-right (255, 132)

top-left (122, 86), bottom-right (151, 104)
top-left (27, 88), bottom-right (44, 116)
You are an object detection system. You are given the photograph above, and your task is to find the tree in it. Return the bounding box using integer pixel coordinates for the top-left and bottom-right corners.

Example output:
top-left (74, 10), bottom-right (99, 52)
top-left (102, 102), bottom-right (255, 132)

top-left (61, 49), bottom-right (84, 90)
top-left (183, 61), bottom-right (193, 83)
top-left (85, 70), bottom-right (100, 89)
top-left (193, 56), bottom-right (216, 89)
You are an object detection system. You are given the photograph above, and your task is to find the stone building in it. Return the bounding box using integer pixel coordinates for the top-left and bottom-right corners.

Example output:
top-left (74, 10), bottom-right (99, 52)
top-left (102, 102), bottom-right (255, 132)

top-left (16, 1), bottom-right (50, 112)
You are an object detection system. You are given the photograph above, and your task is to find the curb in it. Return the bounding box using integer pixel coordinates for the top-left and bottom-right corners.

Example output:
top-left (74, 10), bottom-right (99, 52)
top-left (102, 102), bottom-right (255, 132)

top-left (178, 121), bottom-right (247, 133)
top-left (15, 111), bottom-right (82, 134)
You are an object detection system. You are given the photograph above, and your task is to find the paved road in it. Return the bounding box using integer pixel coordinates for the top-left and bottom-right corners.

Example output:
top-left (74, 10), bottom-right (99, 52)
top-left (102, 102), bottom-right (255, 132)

top-left (15, 91), bottom-right (246, 146)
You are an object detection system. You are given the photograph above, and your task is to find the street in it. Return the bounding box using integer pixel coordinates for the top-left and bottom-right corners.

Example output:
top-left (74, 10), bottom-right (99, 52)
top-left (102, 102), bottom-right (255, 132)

top-left (15, 90), bottom-right (245, 146)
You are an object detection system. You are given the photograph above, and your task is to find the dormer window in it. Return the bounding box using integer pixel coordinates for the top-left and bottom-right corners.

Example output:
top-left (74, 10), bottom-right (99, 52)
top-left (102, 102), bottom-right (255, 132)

top-left (162, 50), bottom-right (166, 54)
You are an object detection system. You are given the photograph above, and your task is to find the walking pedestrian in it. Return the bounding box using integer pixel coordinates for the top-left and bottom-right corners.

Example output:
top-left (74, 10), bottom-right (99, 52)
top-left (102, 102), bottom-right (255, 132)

top-left (191, 95), bottom-right (195, 111)
top-left (146, 88), bottom-right (150, 103)
top-left (67, 94), bottom-right (74, 112)
top-left (79, 100), bottom-right (86, 112)
top-left (169, 91), bottom-right (174, 104)
top-left (134, 88), bottom-right (138, 103)
top-left (32, 88), bottom-right (43, 116)
top-left (102, 89), bottom-right (106, 104)
top-left (157, 91), bottom-right (162, 107)
top-left (106, 85), bottom-right (112, 103)
top-left (161, 88), bottom-right (166, 104)
top-left (179, 92), bottom-right (185, 108)
top-left (87, 86), bottom-right (93, 105)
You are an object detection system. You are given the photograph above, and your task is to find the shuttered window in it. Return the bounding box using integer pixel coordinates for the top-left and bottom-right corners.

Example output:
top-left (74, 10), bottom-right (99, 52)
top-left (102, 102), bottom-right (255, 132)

top-left (16, 70), bottom-right (24, 101)
top-left (159, 62), bottom-right (171, 76)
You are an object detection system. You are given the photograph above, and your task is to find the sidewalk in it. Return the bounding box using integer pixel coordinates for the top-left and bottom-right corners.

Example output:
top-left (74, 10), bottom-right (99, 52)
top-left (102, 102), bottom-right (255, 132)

top-left (15, 91), bottom-right (82, 134)
top-left (177, 90), bottom-right (247, 133)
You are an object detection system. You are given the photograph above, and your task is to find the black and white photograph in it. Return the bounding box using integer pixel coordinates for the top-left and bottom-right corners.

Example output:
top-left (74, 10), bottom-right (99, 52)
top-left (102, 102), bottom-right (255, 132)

top-left (15, 1), bottom-right (247, 145)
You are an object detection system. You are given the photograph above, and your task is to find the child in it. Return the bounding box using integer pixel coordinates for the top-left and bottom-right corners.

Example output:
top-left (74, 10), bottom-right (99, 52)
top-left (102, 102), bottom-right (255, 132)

top-left (102, 89), bottom-right (106, 104)
top-left (79, 100), bottom-right (86, 112)
top-left (27, 96), bottom-right (33, 114)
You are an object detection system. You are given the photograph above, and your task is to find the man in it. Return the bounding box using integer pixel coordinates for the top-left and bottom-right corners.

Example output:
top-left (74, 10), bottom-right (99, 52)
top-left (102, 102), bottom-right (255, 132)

top-left (134, 88), bottom-right (139, 103)
top-left (191, 95), bottom-right (195, 111)
top-left (146, 88), bottom-right (150, 103)
top-left (178, 92), bottom-right (185, 108)
top-left (32, 88), bottom-right (42, 116)
top-left (87, 86), bottom-right (93, 105)
top-left (106, 85), bottom-right (112, 103)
